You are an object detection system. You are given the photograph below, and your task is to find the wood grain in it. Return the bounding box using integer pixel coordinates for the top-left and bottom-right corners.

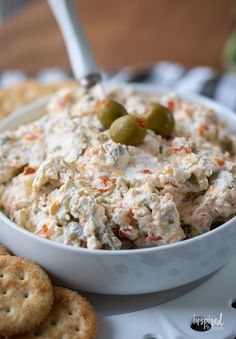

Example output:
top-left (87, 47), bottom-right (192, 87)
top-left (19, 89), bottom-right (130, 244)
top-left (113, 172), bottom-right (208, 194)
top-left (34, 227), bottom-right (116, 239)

top-left (0, 0), bottom-right (235, 73)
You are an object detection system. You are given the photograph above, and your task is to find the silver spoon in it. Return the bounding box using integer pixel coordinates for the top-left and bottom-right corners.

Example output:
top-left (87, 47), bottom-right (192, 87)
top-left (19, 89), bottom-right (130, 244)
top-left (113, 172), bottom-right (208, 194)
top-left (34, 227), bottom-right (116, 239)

top-left (48, 0), bottom-right (105, 96)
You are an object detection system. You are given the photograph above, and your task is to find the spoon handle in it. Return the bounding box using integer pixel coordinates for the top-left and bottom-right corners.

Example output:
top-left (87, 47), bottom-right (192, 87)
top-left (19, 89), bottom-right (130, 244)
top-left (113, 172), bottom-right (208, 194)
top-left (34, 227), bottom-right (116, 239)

top-left (48, 0), bottom-right (101, 86)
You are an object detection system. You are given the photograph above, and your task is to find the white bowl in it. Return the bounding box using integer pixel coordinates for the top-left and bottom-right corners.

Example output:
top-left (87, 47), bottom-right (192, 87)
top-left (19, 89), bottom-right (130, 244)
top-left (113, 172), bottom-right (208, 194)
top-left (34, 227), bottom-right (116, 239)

top-left (1, 84), bottom-right (236, 295)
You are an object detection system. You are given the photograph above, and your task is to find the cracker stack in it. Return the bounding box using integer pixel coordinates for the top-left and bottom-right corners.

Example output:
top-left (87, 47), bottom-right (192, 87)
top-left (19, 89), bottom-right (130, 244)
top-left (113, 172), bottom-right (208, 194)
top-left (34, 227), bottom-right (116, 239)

top-left (0, 80), bottom-right (79, 121)
top-left (0, 246), bottom-right (97, 338)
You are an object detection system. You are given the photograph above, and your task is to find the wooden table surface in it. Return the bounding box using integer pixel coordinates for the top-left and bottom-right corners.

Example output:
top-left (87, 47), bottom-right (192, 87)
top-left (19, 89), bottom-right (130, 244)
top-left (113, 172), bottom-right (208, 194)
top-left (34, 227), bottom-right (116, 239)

top-left (0, 0), bottom-right (235, 73)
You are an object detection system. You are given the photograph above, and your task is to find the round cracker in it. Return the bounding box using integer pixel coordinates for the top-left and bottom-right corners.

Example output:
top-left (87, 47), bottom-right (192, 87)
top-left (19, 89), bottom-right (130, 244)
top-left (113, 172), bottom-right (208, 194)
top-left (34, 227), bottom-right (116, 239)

top-left (0, 80), bottom-right (79, 121)
top-left (14, 287), bottom-right (97, 339)
top-left (0, 245), bottom-right (11, 256)
top-left (0, 256), bottom-right (54, 336)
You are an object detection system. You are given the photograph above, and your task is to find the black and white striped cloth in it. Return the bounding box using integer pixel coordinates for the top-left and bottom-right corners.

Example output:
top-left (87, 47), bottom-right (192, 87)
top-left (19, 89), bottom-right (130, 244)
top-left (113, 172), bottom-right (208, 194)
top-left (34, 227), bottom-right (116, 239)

top-left (1, 62), bottom-right (236, 111)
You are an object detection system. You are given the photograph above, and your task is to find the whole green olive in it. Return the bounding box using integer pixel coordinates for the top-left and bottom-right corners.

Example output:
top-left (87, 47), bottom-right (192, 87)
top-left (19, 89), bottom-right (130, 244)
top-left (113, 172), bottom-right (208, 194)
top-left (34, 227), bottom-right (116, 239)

top-left (95, 99), bottom-right (127, 128)
top-left (145, 102), bottom-right (175, 137)
top-left (110, 115), bottom-right (147, 145)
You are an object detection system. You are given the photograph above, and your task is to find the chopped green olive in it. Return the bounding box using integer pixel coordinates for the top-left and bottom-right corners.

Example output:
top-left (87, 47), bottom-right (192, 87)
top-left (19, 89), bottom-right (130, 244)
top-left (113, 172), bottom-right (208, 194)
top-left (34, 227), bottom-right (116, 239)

top-left (186, 173), bottom-right (199, 186)
top-left (110, 115), bottom-right (147, 145)
top-left (145, 102), bottom-right (175, 137)
top-left (95, 99), bottom-right (127, 128)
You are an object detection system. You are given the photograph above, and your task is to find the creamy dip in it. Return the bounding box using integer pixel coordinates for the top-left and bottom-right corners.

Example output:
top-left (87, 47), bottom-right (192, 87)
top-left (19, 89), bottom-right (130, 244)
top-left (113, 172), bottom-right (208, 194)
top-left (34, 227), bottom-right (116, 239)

top-left (1, 86), bottom-right (236, 250)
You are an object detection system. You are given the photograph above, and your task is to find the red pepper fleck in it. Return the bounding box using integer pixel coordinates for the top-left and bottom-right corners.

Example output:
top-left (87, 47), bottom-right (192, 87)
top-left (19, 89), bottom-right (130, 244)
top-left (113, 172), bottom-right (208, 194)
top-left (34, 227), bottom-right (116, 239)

top-left (166, 101), bottom-right (174, 112)
top-left (215, 158), bottom-right (225, 166)
top-left (24, 129), bottom-right (44, 141)
top-left (148, 231), bottom-right (163, 241)
top-left (127, 209), bottom-right (134, 220)
top-left (140, 169), bottom-right (153, 174)
top-left (24, 167), bottom-right (37, 175)
top-left (199, 123), bottom-right (209, 137)
top-left (96, 175), bottom-right (112, 192)
top-left (36, 226), bottom-right (50, 239)
top-left (173, 146), bottom-right (190, 154)
top-left (24, 133), bottom-right (39, 141)
top-left (118, 226), bottom-right (134, 240)
top-left (95, 99), bottom-right (109, 110)
top-left (133, 117), bottom-right (146, 128)
top-left (165, 193), bottom-right (172, 201)
top-left (100, 175), bottom-right (110, 185)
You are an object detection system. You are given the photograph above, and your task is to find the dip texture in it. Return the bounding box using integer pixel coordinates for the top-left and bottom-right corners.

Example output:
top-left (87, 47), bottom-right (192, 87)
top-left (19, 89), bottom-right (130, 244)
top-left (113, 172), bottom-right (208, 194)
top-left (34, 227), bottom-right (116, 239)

top-left (1, 86), bottom-right (236, 250)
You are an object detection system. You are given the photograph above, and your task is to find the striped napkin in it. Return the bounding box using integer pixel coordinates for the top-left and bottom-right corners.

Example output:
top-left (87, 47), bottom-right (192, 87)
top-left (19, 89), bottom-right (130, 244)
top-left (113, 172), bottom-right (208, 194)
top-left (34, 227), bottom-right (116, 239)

top-left (1, 62), bottom-right (236, 111)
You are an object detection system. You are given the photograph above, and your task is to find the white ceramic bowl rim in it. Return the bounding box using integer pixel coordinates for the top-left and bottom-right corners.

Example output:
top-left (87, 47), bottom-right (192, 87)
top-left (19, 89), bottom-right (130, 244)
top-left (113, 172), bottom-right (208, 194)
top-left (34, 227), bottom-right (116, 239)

top-left (1, 83), bottom-right (236, 256)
